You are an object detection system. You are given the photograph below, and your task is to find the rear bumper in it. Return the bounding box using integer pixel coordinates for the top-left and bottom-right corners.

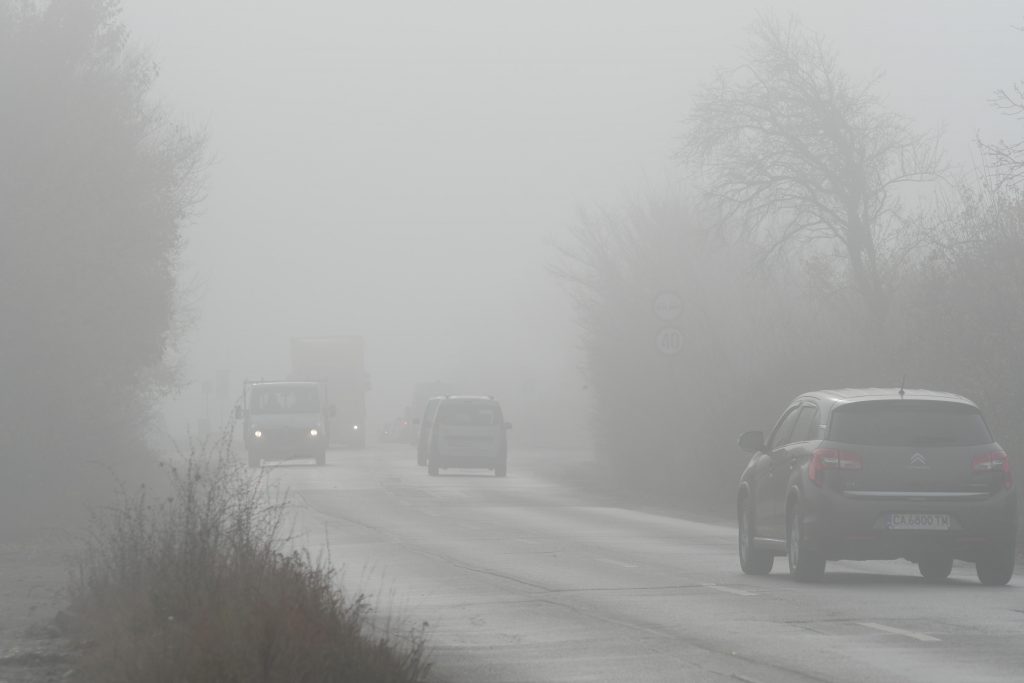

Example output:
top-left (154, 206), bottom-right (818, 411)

top-left (432, 448), bottom-right (505, 470)
top-left (800, 485), bottom-right (1018, 562)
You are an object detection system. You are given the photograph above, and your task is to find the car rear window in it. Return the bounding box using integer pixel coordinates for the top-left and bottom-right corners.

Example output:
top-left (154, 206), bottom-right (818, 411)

top-left (436, 401), bottom-right (501, 426)
top-left (828, 400), bottom-right (992, 447)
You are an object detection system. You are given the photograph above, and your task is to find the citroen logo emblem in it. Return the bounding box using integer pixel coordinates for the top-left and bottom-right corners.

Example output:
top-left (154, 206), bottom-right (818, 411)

top-left (910, 452), bottom-right (928, 467)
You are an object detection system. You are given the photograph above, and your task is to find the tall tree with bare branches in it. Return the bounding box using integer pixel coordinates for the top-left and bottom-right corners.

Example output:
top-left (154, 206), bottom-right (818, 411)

top-left (680, 13), bottom-right (942, 328)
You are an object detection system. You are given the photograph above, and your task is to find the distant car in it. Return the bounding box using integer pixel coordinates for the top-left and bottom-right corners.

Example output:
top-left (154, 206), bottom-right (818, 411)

top-left (426, 396), bottom-right (510, 477)
top-left (736, 388), bottom-right (1017, 585)
top-left (237, 381), bottom-right (330, 467)
top-left (380, 417), bottom-right (410, 443)
top-left (416, 396), bottom-right (445, 466)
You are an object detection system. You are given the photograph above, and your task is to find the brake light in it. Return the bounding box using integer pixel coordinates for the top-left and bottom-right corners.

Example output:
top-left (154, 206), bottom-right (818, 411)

top-left (809, 448), bottom-right (862, 486)
top-left (971, 451), bottom-right (1012, 489)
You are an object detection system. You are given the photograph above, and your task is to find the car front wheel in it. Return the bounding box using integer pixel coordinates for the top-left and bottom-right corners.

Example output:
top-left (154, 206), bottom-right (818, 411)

top-left (787, 502), bottom-right (826, 582)
top-left (738, 495), bottom-right (773, 575)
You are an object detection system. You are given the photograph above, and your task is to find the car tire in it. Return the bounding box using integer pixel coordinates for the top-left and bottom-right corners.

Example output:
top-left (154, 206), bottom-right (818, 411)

top-left (787, 502), bottom-right (826, 582)
top-left (738, 495), bottom-right (774, 575)
top-left (495, 460), bottom-right (507, 478)
top-left (976, 539), bottom-right (1015, 586)
top-left (315, 450), bottom-right (326, 467)
top-left (428, 460), bottom-right (439, 477)
top-left (918, 553), bottom-right (953, 581)
top-left (417, 450), bottom-right (427, 467)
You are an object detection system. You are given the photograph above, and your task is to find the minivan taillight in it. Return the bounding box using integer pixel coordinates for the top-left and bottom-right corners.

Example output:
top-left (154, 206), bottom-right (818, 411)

top-left (809, 448), bottom-right (862, 486)
top-left (971, 451), bottom-right (1012, 489)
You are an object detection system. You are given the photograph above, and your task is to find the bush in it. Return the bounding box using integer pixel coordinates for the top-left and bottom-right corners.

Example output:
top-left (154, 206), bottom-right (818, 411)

top-left (66, 435), bottom-right (430, 682)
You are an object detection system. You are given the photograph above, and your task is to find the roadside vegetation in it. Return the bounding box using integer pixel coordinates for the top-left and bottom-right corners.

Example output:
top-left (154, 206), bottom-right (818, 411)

top-left (66, 436), bottom-right (431, 683)
top-left (559, 12), bottom-right (1024, 540)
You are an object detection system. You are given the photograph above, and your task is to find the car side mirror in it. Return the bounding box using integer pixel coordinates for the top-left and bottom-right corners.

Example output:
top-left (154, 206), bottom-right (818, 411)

top-left (738, 430), bottom-right (764, 453)
top-left (504, 422), bottom-right (513, 430)
top-left (233, 406), bottom-right (243, 420)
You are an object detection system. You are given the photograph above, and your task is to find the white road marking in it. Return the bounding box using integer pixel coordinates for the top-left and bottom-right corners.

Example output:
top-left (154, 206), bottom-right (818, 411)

top-left (596, 557), bottom-right (640, 569)
top-left (857, 622), bottom-right (940, 642)
top-left (703, 583), bottom-right (757, 597)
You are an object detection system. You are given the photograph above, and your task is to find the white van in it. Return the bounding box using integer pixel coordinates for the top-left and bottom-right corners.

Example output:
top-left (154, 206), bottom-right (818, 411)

top-left (237, 381), bottom-right (331, 467)
top-left (427, 396), bottom-right (510, 477)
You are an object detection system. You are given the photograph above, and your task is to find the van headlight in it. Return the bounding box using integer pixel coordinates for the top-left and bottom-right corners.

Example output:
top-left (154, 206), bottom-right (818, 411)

top-left (309, 428), bottom-right (319, 437)
top-left (253, 430), bottom-right (263, 438)
top-left (353, 424), bottom-right (359, 431)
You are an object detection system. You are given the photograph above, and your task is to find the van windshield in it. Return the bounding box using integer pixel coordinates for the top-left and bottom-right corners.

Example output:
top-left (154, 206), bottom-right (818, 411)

top-left (828, 400), bottom-right (991, 447)
top-left (249, 385), bottom-right (321, 415)
top-left (436, 401), bottom-right (501, 427)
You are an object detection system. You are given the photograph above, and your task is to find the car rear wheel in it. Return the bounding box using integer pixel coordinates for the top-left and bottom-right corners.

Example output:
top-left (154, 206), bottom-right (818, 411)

top-left (738, 496), bottom-right (773, 575)
top-left (417, 450), bottom-right (427, 466)
top-left (427, 460), bottom-right (439, 476)
top-left (494, 460), bottom-right (507, 478)
top-left (315, 450), bottom-right (326, 467)
top-left (918, 553), bottom-right (953, 581)
top-left (976, 540), bottom-right (1015, 586)
top-left (787, 502), bottom-right (826, 582)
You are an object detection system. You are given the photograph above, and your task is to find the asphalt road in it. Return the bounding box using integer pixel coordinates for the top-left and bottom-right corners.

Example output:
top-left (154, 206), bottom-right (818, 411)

top-left (265, 445), bottom-right (1024, 683)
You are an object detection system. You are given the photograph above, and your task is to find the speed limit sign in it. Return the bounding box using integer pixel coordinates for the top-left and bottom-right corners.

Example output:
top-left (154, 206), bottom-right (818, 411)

top-left (655, 327), bottom-right (683, 355)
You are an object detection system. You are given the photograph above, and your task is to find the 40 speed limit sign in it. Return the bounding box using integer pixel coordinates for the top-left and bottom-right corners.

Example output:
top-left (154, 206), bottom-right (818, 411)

top-left (655, 327), bottom-right (683, 355)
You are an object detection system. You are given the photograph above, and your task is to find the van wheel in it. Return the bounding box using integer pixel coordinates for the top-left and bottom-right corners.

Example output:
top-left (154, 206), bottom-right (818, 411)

top-left (918, 553), bottom-right (953, 581)
top-left (976, 540), bottom-right (1015, 586)
top-left (738, 495), bottom-right (773, 575)
top-left (788, 503), bottom-right (826, 582)
top-left (428, 460), bottom-right (439, 477)
top-left (495, 460), bottom-right (507, 478)
top-left (315, 450), bottom-right (326, 467)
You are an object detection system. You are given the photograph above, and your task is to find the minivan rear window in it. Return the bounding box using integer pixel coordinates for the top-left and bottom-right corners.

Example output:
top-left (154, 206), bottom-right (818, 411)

top-left (828, 400), bottom-right (992, 447)
top-left (437, 401), bottom-right (501, 427)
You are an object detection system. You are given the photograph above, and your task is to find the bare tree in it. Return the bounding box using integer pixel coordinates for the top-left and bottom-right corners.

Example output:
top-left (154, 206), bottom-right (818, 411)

top-left (680, 13), bottom-right (942, 326)
top-left (980, 29), bottom-right (1024, 191)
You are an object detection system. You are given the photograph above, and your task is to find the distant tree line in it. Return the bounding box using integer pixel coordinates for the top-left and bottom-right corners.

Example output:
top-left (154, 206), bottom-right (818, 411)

top-left (559, 13), bottom-right (1024, 507)
top-left (0, 0), bottom-right (203, 482)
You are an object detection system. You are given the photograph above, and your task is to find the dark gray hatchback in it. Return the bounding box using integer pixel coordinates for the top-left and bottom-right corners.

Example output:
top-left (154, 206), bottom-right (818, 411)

top-left (737, 389), bottom-right (1017, 584)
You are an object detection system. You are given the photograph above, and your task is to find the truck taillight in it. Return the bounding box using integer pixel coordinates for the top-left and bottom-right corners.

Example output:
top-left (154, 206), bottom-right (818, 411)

top-left (809, 448), bottom-right (861, 486)
top-left (972, 451), bottom-right (1012, 489)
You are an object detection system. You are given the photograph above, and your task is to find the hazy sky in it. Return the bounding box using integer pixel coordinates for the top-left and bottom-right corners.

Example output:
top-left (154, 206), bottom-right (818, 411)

top-left (120, 1), bottom-right (1023, 436)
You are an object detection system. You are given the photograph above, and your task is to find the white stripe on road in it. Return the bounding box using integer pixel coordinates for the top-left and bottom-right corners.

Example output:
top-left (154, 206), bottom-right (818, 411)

top-left (857, 622), bottom-right (940, 642)
top-left (703, 583), bottom-right (757, 597)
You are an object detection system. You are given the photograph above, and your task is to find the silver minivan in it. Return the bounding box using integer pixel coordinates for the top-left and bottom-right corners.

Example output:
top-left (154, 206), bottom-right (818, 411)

top-left (426, 396), bottom-right (510, 477)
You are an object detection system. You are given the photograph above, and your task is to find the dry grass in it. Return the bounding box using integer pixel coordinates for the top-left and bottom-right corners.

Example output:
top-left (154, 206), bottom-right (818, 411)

top-left (65, 434), bottom-right (430, 682)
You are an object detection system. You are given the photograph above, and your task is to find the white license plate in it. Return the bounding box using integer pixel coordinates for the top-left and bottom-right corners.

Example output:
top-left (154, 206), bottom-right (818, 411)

top-left (886, 513), bottom-right (951, 531)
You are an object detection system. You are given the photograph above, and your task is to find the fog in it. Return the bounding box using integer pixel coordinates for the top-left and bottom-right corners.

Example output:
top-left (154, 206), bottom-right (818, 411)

top-left (114, 0), bottom-right (1021, 444)
top-left (7, 3), bottom-right (1024, 679)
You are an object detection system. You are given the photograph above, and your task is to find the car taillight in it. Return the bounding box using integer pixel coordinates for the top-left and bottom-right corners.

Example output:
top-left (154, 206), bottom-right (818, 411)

top-left (809, 448), bottom-right (862, 486)
top-left (971, 451), bottom-right (1012, 489)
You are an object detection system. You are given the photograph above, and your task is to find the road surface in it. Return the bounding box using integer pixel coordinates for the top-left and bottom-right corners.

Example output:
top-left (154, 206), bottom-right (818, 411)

top-left (266, 445), bottom-right (1023, 683)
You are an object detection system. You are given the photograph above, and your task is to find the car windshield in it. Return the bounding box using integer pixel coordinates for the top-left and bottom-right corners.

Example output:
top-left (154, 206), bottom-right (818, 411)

top-left (828, 400), bottom-right (992, 447)
top-left (249, 385), bottom-right (320, 415)
top-left (436, 401), bottom-right (500, 426)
